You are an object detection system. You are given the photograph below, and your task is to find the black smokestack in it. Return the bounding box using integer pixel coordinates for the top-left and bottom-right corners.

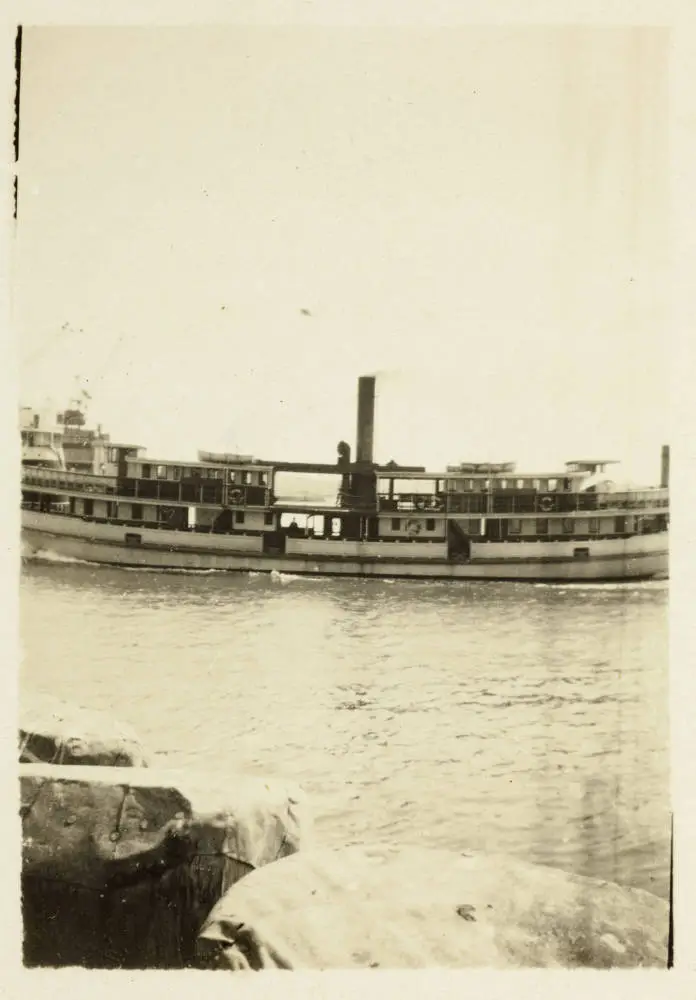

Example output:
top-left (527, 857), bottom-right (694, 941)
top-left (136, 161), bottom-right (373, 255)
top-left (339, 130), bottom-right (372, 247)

top-left (661, 445), bottom-right (670, 488)
top-left (355, 376), bottom-right (376, 464)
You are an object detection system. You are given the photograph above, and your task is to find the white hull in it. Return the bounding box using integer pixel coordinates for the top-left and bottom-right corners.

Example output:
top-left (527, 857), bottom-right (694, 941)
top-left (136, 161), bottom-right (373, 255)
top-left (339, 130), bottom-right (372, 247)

top-left (22, 510), bottom-right (668, 582)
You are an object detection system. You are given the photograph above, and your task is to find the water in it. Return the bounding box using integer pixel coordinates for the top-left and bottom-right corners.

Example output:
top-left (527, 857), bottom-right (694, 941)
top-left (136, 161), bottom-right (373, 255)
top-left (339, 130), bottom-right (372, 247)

top-left (20, 554), bottom-right (670, 899)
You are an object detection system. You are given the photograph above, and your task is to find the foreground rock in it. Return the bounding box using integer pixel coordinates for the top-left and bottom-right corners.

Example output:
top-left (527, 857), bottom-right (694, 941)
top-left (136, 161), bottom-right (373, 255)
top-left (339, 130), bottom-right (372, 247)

top-left (198, 844), bottom-right (668, 970)
top-left (20, 692), bottom-right (151, 766)
top-left (21, 762), bottom-right (308, 968)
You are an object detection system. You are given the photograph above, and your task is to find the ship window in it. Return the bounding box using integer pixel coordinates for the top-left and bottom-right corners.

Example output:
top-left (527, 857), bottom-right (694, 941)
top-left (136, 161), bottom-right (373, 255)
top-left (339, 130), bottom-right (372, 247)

top-left (32, 414), bottom-right (39, 428)
top-left (588, 518), bottom-right (599, 533)
top-left (533, 479), bottom-right (541, 490)
top-left (484, 480), bottom-right (490, 490)
top-left (562, 518), bottom-right (573, 533)
top-left (516, 479), bottom-right (524, 489)
top-left (616, 516), bottom-right (626, 533)
top-left (236, 511), bottom-right (245, 524)
top-left (259, 472), bottom-right (268, 486)
top-left (549, 479), bottom-right (558, 491)
top-left (500, 479), bottom-right (508, 489)
top-left (84, 499), bottom-right (94, 517)
top-left (156, 465), bottom-right (167, 479)
top-left (171, 466), bottom-right (181, 480)
top-left (391, 518), bottom-right (401, 530)
top-left (573, 547), bottom-right (590, 560)
top-left (426, 518), bottom-right (435, 531)
top-left (536, 518), bottom-right (549, 534)
top-left (132, 504), bottom-right (143, 520)
top-left (331, 518), bottom-right (341, 537)
top-left (469, 518), bottom-right (480, 535)
top-left (264, 512), bottom-right (274, 526)
top-left (509, 519), bottom-right (521, 534)
top-left (141, 464), bottom-right (151, 479)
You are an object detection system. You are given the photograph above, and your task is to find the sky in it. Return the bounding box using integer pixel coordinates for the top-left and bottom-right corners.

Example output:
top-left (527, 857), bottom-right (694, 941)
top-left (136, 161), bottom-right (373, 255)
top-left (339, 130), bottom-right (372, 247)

top-left (14, 25), bottom-right (669, 482)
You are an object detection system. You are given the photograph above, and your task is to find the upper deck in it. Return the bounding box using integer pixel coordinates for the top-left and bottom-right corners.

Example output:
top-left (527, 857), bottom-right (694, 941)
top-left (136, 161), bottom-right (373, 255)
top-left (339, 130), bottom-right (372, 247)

top-left (20, 375), bottom-right (669, 524)
top-left (20, 460), bottom-right (669, 517)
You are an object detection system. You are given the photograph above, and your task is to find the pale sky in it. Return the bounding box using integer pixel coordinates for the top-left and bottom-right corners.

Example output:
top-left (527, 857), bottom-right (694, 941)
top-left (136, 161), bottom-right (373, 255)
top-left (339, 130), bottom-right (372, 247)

top-left (14, 25), bottom-right (669, 482)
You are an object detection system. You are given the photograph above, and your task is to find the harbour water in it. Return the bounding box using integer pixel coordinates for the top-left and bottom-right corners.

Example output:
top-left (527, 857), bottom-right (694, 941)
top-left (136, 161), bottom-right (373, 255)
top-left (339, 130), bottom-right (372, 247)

top-left (20, 554), bottom-right (670, 899)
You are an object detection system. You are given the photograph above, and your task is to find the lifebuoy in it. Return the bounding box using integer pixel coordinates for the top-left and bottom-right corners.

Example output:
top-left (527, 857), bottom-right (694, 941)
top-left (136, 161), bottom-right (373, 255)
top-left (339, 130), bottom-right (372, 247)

top-left (229, 489), bottom-right (243, 504)
top-left (540, 496), bottom-right (554, 512)
top-left (405, 519), bottom-right (422, 536)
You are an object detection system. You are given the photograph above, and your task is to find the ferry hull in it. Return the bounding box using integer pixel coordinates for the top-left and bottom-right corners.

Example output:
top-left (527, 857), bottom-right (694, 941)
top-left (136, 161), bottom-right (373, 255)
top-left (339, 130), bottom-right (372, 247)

top-left (22, 513), bottom-right (668, 582)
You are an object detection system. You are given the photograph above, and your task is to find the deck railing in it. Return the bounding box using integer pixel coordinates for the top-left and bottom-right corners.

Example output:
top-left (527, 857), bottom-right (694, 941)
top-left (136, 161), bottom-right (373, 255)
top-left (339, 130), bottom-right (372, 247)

top-left (378, 489), bottom-right (669, 514)
top-left (20, 468), bottom-right (272, 507)
top-left (21, 468), bottom-right (669, 515)
top-left (22, 468), bottom-right (118, 493)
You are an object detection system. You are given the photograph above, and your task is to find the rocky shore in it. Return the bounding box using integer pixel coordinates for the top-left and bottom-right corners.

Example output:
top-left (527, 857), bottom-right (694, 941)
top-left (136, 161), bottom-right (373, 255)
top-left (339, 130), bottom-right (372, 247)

top-left (19, 693), bottom-right (669, 970)
top-left (20, 693), bottom-right (307, 968)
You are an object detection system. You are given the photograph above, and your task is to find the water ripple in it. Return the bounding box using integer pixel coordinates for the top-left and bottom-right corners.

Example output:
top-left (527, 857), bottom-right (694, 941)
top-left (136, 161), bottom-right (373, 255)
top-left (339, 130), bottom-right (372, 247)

top-left (20, 560), bottom-right (669, 899)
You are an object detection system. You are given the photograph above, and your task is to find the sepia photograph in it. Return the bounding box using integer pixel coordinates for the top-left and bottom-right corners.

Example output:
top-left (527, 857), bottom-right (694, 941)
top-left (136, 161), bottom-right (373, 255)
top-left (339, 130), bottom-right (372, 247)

top-left (13, 12), bottom-right (674, 974)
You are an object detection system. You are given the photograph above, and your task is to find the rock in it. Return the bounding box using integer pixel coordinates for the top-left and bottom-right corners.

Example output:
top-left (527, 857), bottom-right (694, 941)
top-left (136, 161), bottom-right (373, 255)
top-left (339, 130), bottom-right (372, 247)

top-left (21, 762), bottom-right (309, 968)
top-left (20, 692), bottom-right (151, 767)
top-left (198, 844), bottom-right (668, 970)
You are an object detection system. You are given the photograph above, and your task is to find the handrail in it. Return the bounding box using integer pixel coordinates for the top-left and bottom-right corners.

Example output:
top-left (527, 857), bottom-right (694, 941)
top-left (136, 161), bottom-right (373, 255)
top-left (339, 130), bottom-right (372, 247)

top-left (22, 468), bottom-right (116, 487)
top-left (378, 489), bottom-right (669, 514)
top-left (21, 470), bottom-right (670, 515)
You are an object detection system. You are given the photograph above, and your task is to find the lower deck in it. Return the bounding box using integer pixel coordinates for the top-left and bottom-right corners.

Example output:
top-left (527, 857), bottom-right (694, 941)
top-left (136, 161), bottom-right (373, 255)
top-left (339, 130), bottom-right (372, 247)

top-left (22, 510), bottom-right (669, 582)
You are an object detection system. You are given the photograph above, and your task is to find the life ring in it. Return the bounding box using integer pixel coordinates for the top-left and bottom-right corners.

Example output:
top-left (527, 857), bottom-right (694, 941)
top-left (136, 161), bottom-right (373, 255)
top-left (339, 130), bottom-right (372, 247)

top-left (405, 519), bottom-right (422, 536)
top-left (540, 496), bottom-right (555, 512)
top-left (229, 489), bottom-right (243, 504)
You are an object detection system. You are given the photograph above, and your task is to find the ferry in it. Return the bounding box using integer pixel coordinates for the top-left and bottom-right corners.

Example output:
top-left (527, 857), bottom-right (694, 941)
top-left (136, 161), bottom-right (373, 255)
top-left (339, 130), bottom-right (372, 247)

top-left (20, 376), bottom-right (669, 582)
